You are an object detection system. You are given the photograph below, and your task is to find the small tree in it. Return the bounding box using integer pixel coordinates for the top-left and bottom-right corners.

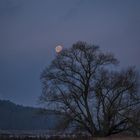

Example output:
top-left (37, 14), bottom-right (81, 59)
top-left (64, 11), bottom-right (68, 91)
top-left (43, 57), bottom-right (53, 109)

top-left (40, 42), bottom-right (140, 137)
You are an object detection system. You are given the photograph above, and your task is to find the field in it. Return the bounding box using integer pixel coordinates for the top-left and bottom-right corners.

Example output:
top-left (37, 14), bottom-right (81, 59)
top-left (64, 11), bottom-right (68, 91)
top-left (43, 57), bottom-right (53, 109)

top-left (0, 136), bottom-right (139, 140)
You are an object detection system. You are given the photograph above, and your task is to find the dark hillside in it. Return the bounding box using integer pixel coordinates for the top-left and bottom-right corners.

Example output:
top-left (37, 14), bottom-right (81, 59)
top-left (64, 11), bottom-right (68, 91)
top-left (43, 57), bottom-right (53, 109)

top-left (0, 100), bottom-right (59, 130)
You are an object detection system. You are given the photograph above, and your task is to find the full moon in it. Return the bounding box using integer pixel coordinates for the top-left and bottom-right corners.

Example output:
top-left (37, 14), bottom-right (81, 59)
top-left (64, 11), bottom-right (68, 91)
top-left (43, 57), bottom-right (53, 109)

top-left (55, 45), bottom-right (63, 53)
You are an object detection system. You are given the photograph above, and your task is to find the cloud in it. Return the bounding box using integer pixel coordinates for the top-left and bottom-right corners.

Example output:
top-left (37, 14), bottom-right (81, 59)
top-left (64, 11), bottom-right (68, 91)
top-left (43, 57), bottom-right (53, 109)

top-left (0, 0), bottom-right (140, 106)
top-left (61, 0), bottom-right (84, 21)
top-left (0, 0), bottom-right (23, 18)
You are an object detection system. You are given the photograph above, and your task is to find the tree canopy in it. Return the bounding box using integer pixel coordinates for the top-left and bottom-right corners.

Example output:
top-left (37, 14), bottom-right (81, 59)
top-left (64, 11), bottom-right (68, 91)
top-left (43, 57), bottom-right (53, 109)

top-left (40, 42), bottom-right (140, 137)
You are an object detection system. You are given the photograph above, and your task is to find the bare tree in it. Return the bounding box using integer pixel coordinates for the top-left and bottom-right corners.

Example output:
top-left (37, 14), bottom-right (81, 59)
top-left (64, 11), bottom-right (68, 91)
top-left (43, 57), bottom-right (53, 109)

top-left (92, 67), bottom-right (139, 136)
top-left (128, 105), bottom-right (140, 136)
top-left (40, 42), bottom-right (140, 137)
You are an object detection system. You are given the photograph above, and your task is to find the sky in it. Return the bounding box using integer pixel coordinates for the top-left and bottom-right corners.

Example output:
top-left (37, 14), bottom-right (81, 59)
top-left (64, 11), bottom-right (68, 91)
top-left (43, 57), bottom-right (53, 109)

top-left (0, 0), bottom-right (140, 107)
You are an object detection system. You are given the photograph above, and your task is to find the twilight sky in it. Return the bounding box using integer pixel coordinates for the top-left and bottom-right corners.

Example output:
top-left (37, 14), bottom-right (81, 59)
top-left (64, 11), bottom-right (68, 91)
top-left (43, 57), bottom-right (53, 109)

top-left (0, 0), bottom-right (140, 107)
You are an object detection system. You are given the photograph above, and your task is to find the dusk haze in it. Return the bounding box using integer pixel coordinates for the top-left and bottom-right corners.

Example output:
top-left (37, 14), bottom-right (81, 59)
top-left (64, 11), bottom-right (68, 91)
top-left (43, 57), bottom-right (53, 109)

top-left (0, 0), bottom-right (140, 139)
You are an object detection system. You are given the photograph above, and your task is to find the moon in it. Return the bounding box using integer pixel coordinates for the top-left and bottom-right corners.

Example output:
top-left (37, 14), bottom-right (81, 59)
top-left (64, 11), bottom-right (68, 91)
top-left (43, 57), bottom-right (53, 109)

top-left (55, 45), bottom-right (63, 53)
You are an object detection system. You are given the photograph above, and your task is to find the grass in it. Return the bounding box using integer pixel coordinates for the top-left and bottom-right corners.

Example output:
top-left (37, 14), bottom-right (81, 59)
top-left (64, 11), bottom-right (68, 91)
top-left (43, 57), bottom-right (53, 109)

top-left (0, 136), bottom-right (140, 140)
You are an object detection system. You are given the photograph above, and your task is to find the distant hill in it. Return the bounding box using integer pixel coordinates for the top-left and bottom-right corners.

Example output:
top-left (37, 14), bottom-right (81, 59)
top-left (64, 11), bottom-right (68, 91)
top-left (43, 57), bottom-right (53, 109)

top-left (0, 100), bottom-right (59, 130)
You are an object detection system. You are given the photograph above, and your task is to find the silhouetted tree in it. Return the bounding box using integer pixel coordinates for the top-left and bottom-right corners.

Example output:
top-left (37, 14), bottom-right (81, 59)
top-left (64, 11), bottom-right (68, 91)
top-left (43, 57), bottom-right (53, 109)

top-left (128, 105), bottom-right (140, 136)
top-left (40, 42), bottom-right (140, 137)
